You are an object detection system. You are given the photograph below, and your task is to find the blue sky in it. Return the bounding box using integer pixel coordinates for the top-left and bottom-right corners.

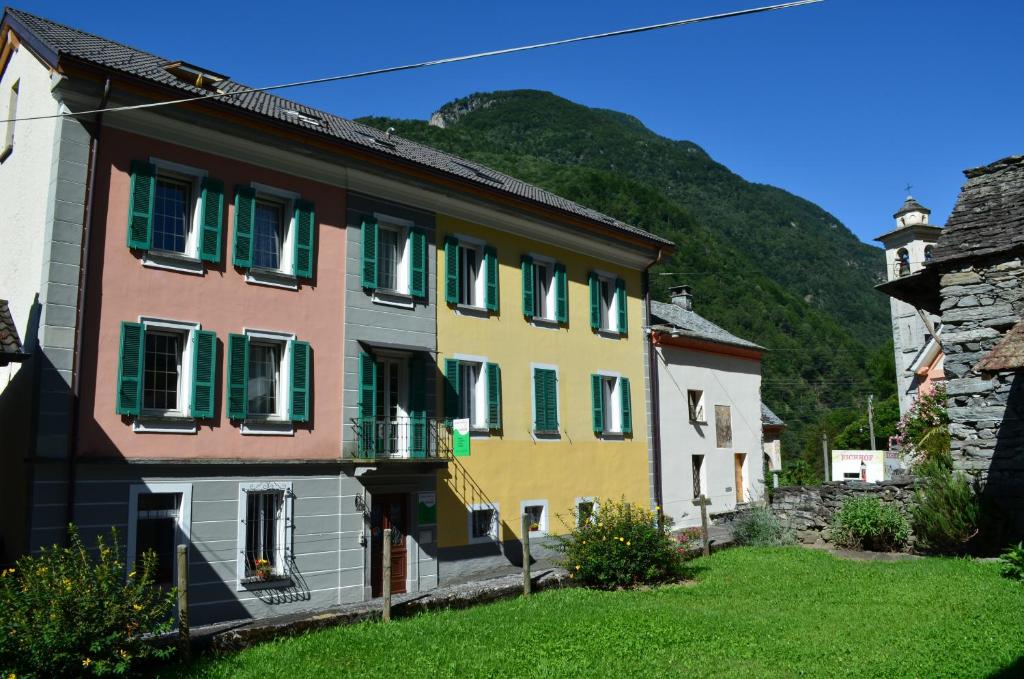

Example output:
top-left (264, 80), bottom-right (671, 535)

top-left (12, 0), bottom-right (1022, 246)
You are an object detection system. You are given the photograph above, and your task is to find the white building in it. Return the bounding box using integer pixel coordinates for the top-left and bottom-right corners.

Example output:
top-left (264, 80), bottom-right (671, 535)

top-left (651, 286), bottom-right (780, 528)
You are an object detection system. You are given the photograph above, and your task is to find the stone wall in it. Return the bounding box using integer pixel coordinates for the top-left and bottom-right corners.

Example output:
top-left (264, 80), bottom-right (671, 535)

top-left (939, 256), bottom-right (1024, 534)
top-left (770, 479), bottom-right (918, 546)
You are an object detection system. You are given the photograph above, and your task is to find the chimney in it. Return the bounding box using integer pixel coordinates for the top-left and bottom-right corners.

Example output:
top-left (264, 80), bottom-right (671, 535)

top-left (669, 285), bottom-right (693, 311)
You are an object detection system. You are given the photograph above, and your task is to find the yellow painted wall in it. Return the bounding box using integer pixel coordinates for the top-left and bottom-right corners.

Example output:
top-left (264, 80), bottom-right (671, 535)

top-left (436, 214), bottom-right (652, 548)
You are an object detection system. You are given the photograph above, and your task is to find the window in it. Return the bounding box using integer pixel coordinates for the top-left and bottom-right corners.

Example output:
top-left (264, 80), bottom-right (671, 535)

top-left (233, 183), bottom-right (315, 283)
top-left (589, 272), bottom-right (627, 334)
top-left (378, 226), bottom-right (403, 292)
top-left (236, 482), bottom-right (293, 588)
top-left (1, 80), bottom-right (17, 161)
top-left (692, 455), bottom-right (705, 499)
top-left (843, 472), bottom-right (860, 480)
top-left (576, 499), bottom-right (597, 527)
top-left (590, 373), bottom-right (632, 436)
top-left (444, 237), bottom-right (498, 312)
top-left (127, 484), bottom-right (191, 589)
top-left (468, 503), bottom-right (499, 544)
top-left (521, 500), bottom-right (548, 535)
top-left (687, 389), bottom-right (706, 423)
top-left (896, 248), bottom-right (910, 277)
top-left (924, 245), bottom-right (934, 264)
top-left (715, 405), bottom-right (732, 448)
top-left (445, 358), bottom-right (501, 430)
top-left (522, 255), bottom-right (567, 323)
top-left (152, 176), bottom-right (192, 254)
top-left (360, 216), bottom-right (426, 299)
top-left (532, 366), bottom-right (559, 435)
top-left (116, 318), bottom-right (215, 430)
top-left (227, 330), bottom-right (311, 432)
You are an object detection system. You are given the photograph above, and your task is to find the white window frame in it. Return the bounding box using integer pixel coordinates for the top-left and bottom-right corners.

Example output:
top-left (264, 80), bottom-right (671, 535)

top-left (467, 502), bottom-right (500, 545)
top-left (575, 496), bottom-right (599, 527)
top-left (454, 352), bottom-right (489, 433)
top-left (453, 233), bottom-right (487, 310)
top-left (595, 370), bottom-right (625, 435)
top-left (241, 328), bottom-right (295, 436)
top-left (133, 316), bottom-right (201, 433)
top-left (126, 482), bottom-right (192, 585)
top-left (687, 389), bottom-right (706, 424)
top-left (520, 499), bottom-right (549, 537)
top-left (529, 253), bottom-right (557, 322)
top-left (1, 79), bottom-right (18, 162)
top-left (593, 269), bottom-right (621, 334)
top-left (245, 182), bottom-right (300, 288)
top-left (530, 363), bottom-right (560, 440)
top-left (374, 212), bottom-right (413, 297)
top-left (141, 158), bottom-right (207, 274)
top-left (236, 481), bottom-right (294, 590)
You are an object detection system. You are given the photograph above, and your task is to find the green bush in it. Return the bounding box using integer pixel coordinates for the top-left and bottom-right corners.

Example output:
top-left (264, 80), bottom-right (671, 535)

top-left (911, 457), bottom-right (981, 554)
top-left (830, 498), bottom-right (909, 551)
top-left (733, 507), bottom-right (796, 547)
top-left (0, 526), bottom-right (176, 678)
top-left (999, 543), bottom-right (1024, 581)
top-left (555, 498), bottom-right (687, 589)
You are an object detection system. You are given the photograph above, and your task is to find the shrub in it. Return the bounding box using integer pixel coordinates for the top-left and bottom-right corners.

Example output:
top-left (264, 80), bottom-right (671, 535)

top-left (733, 507), bottom-right (796, 547)
top-left (911, 456), bottom-right (981, 554)
top-left (555, 498), bottom-right (687, 589)
top-left (830, 497), bottom-right (909, 551)
top-left (0, 526), bottom-right (176, 678)
top-left (999, 543), bottom-right (1024, 581)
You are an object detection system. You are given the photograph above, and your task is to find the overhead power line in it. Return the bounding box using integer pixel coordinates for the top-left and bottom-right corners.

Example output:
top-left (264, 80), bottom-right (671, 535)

top-left (1, 0), bottom-right (823, 125)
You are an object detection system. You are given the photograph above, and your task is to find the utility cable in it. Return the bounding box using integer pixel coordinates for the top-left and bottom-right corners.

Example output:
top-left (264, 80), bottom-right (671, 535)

top-left (0, 0), bottom-right (823, 124)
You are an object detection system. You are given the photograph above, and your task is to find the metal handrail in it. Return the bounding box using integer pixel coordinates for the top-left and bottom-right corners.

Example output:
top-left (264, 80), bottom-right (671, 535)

top-left (348, 416), bottom-right (452, 460)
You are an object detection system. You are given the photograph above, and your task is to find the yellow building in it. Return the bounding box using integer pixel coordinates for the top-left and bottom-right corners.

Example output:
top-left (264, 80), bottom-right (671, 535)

top-left (434, 209), bottom-right (670, 574)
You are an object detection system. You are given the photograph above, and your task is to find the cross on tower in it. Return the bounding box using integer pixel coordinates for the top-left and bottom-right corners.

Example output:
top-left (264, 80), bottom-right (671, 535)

top-left (905, 182), bottom-right (913, 196)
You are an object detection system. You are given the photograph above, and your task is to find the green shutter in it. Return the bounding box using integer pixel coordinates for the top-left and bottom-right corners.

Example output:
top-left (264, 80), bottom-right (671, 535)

top-left (591, 374), bottom-right (604, 434)
top-left (293, 200), bottom-right (315, 279)
top-left (198, 177), bottom-right (224, 263)
top-left (486, 362), bottom-right (501, 429)
top-left (533, 368), bottom-right (546, 431)
top-left (116, 321), bottom-right (145, 415)
top-left (555, 263), bottom-right (568, 324)
top-left (484, 246), bottom-right (499, 312)
top-left (191, 330), bottom-right (217, 419)
top-left (620, 377), bottom-right (632, 434)
top-left (357, 352), bottom-right (377, 457)
top-left (534, 368), bottom-right (557, 432)
top-left (127, 161), bottom-right (155, 250)
top-left (361, 218), bottom-right (378, 289)
top-left (521, 255), bottom-right (535, 319)
top-left (589, 273), bottom-right (600, 330)
top-left (227, 333), bottom-right (249, 420)
top-left (444, 358), bottom-right (461, 419)
top-left (616, 278), bottom-right (628, 334)
top-left (409, 228), bottom-right (426, 298)
top-left (410, 356), bottom-right (427, 458)
top-left (289, 340), bottom-right (311, 422)
top-left (232, 186), bottom-right (256, 268)
top-left (545, 369), bottom-right (559, 431)
top-left (444, 237), bottom-right (460, 304)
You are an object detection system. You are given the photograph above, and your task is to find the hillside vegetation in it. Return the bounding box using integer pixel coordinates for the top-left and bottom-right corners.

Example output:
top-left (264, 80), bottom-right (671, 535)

top-left (360, 90), bottom-right (891, 463)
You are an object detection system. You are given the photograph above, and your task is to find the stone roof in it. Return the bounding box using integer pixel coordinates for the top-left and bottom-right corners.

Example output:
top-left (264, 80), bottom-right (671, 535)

top-left (761, 403), bottom-right (785, 428)
top-left (0, 299), bottom-right (26, 364)
top-left (976, 319), bottom-right (1024, 372)
top-left (893, 195), bottom-right (930, 218)
top-left (930, 155), bottom-right (1024, 266)
top-left (3, 8), bottom-right (673, 249)
top-left (650, 300), bottom-right (763, 351)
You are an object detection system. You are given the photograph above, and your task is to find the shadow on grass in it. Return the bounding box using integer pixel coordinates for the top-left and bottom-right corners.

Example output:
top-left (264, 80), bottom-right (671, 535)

top-left (988, 656), bottom-right (1024, 678)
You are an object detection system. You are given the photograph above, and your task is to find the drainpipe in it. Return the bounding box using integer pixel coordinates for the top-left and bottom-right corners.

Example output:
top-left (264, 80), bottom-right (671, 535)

top-left (65, 76), bottom-right (111, 536)
top-left (645, 247), bottom-right (667, 521)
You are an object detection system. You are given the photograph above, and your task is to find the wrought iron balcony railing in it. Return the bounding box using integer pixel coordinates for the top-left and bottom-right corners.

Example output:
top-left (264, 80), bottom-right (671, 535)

top-left (348, 417), bottom-right (452, 460)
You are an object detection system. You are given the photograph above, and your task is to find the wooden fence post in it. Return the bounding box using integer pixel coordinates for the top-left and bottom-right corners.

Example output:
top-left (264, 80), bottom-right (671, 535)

top-left (699, 495), bottom-right (710, 557)
top-left (382, 528), bottom-right (392, 622)
top-left (522, 513), bottom-right (532, 596)
top-left (176, 544), bottom-right (190, 661)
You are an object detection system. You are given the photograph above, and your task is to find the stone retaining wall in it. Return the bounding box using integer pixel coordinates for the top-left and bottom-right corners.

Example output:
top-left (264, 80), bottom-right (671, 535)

top-left (770, 479), bottom-right (918, 546)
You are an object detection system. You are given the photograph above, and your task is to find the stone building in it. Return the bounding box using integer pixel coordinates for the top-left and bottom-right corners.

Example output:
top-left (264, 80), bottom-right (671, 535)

top-left (879, 155), bottom-right (1024, 536)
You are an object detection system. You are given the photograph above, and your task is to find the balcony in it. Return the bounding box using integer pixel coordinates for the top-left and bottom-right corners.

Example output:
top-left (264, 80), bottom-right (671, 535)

top-left (348, 417), bottom-right (452, 461)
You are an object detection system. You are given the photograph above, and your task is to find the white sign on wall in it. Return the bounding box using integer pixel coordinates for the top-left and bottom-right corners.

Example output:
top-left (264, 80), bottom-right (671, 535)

top-left (831, 450), bottom-right (885, 483)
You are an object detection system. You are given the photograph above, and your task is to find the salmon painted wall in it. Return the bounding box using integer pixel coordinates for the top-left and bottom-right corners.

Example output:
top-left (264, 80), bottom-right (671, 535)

top-left (76, 128), bottom-right (345, 460)
top-left (435, 214), bottom-right (651, 548)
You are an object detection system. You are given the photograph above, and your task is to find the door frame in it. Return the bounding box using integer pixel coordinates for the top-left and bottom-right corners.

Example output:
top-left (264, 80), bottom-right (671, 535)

top-left (375, 352), bottom-right (410, 458)
top-left (734, 454), bottom-right (746, 504)
top-left (369, 492), bottom-right (411, 597)
top-left (126, 482), bottom-right (193, 588)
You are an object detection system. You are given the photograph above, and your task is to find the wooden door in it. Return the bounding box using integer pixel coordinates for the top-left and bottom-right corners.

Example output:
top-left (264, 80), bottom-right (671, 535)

top-left (734, 454), bottom-right (746, 504)
top-left (371, 494), bottom-right (408, 597)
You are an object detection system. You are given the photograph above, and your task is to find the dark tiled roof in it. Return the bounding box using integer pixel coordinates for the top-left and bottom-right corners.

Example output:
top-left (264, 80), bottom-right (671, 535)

top-left (893, 195), bottom-right (930, 218)
top-left (976, 319), bottom-right (1024, 372)
top-left (930, 155), bottom-right (1024, 266)
top-left (761, 403), bottom-right (785, 428)
top-left (3, 8), bottom-right (673, 249)
top-left (650, 300), bottom-right (763, 351)
top-left (0, 299), bottom-right (25, 360)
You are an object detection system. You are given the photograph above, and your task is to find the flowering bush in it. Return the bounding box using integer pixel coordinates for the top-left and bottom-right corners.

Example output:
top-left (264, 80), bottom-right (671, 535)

top-left (675, 527), bottom-right (704, 556)
top-left (892, 385), bottom-right (950, 470)
top-left (0, 526), bottom-right (176, 678)
top-left (554, 498), bottom-right (688, 589)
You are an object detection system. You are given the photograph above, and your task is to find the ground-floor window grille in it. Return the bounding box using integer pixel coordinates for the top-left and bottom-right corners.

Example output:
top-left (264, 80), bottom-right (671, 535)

top-left (245, 491), bottom-right (283, 577)
top-left (692, 455), bottom-right (705, 499)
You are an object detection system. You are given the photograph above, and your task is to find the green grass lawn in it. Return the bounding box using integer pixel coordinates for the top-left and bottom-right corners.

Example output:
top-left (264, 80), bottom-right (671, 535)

top-left (163, 547), bottom-right (1024, 678)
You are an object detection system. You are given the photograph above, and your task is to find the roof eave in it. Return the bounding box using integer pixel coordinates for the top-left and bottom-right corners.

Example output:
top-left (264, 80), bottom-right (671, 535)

top-left (875, 268), bottom-right (941, 315)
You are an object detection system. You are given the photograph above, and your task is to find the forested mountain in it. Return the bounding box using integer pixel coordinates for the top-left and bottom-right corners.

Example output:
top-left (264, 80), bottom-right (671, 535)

top-left (360, 90), bottom-right (891, 462)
